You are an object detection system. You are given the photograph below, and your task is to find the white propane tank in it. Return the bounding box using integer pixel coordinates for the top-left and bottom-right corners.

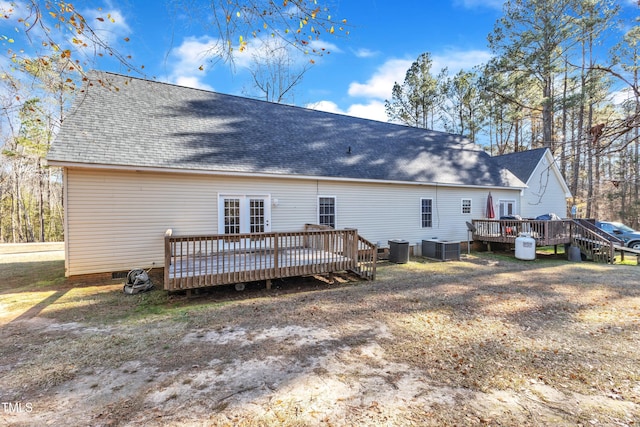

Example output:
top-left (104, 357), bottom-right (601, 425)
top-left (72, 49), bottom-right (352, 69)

top-left (515, 233), bottom-right (536, 260)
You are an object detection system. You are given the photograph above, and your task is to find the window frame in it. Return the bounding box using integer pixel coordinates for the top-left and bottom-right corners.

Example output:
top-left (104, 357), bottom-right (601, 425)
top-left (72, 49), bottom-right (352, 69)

top-left (420, 198), bottom-right (433, 228)
top-left (461, 198), bottom-right (472, 215)
top-left (317, 196), bottom-right (337, 229)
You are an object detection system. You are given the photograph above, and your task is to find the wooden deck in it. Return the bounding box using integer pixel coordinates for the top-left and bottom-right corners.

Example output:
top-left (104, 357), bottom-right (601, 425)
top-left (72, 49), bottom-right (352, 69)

top-left (164, 227), bottom-right (377, 291)
top-left (471, 218), bottom-right (634, 264)
top-left (471, 219), bottom-right (573, 247)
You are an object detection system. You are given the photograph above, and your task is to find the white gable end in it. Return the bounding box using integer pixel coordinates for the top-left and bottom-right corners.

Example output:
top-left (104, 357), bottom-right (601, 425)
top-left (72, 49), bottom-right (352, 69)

top-left (520, 151), bottom-right (571, 218)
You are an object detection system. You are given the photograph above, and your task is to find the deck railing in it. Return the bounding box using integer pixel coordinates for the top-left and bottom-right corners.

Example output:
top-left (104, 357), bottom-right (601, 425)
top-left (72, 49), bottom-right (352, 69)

top-left (355, 234), bottom-right (377, 280)
top-left (164, 228), bottom-right (376, 291)
top-left (471, 218), bottom-right (619, 263)
top-left (303, 224), bottom-right (377, 280)
top-left (569, 221), bottom-right (616, 263)
top-left (573, 219), bottom-right (624, 246)
top-left (472, 219), bottom-right (573, 246)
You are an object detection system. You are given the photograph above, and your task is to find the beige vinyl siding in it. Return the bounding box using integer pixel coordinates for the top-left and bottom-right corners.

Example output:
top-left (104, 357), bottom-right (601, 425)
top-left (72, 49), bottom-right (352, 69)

top-left (66, 169), bottom-right (208, 276)
top-left (64, 168), bottom-right (317, 276)
top-left (64, 167), bottom-right (522, 276)
top-left (317, 181), bottom-right (518, 246)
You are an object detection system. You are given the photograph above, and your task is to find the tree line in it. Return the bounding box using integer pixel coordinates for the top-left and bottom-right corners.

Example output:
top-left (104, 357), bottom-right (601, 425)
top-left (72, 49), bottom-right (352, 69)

top-left (0, 55), bottom-right (74, 243)
top-left (386, 0), bottom-right (639, 225)
top-left (0, 0), bottom-right (638, 243)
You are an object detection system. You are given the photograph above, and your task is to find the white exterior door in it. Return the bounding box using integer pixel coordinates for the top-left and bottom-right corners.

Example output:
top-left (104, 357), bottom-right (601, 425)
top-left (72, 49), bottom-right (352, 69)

top-left (218, 195), bottom-right (271, 234)
top-left (499, 200), bottom-right (516, 218)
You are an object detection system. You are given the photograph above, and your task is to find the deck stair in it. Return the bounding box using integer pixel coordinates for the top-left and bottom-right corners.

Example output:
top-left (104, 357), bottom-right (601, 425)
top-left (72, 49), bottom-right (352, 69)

top-left (349, 234), bottom-right (377, 280)
top-left (569, 219), bottom-right (640, 263)
top-left (472, 218), bottom-right (635, 264)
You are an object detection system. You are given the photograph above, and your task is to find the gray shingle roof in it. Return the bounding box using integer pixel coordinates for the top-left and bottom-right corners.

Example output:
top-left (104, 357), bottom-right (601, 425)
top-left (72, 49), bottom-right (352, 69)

top-left (492, 148), bottom-right (548, 184)
top-left (47, 71), bottom-right (525, 188)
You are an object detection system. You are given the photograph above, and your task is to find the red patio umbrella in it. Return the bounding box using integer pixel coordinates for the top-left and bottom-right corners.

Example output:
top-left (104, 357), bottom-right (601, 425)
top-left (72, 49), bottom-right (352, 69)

top-left (486, 192), bottom-right (495, 219)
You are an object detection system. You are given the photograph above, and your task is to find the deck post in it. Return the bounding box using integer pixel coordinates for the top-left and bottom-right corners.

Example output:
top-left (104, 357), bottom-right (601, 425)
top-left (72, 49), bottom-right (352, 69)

top-left (164, 231), bottom-right (172, 290)
top-left (352, 230), bottom-right (358, 267)
top-left (610, 244), bottom-right (615, 264)
top-left (273, 235), bottom-right (279, 276)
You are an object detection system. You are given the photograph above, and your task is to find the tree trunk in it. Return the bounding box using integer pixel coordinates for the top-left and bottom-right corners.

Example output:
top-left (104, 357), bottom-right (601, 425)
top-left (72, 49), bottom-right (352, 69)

top-left (586, 104), bottom-right (594, 218)
top-left (561, 58), bottom-right (569, 175)
top-left (38, 159), bottom-right (45, 242)
top-left (12, 165), bottom-right (21, 243)
top-left (572, 101), bottom-right (584, 204)
top-left (0, 185), bottom-right (4, 243)
top-left (542, 75), bottom-right (553, 147)
top-left (621, 153), bottom-right (627, 220)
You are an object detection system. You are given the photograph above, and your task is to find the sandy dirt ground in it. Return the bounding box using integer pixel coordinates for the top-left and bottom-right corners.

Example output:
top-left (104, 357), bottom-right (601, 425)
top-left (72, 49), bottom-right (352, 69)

top-left (1, 248), bottom-right (639, 426)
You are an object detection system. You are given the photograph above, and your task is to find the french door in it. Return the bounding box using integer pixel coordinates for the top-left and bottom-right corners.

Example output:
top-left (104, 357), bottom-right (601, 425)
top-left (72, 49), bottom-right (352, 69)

top-left (218, 195), bottom-right (271, 235)
top-left (499, 200), bottom-right (516, 218)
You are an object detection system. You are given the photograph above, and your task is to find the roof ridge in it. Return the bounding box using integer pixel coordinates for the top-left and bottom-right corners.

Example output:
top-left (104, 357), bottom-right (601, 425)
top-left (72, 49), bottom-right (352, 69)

top-left (48, 69), bottom-right (524, 188)
top-left (89, 70), bottom-right (477, 143)
top-left (493, 147), bottom-right (548, 158)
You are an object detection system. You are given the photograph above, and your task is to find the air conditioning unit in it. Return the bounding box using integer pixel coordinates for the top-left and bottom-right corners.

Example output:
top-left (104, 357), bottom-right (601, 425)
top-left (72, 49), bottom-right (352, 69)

top-left (422, 239), bottom-right (460, 261)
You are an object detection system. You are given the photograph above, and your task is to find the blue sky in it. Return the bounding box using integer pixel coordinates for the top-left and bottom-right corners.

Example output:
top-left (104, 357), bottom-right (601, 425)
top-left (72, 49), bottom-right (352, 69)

top-left (3, 0), bottom-right (639, 123)
top-left (104, 0), bottom-right (504, 122)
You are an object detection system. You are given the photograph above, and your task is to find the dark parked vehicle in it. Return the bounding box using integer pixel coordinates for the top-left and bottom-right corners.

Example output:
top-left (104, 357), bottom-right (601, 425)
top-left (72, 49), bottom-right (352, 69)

top-left (596, 221), bottom-right (640, 250)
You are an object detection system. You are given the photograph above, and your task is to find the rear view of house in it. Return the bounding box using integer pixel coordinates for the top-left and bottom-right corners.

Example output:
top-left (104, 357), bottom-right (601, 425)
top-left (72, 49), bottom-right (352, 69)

top-left (47, 71), bottom-right (568, 287)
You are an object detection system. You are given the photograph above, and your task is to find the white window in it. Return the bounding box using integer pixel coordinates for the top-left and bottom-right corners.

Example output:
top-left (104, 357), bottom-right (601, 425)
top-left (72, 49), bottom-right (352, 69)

top-left (499, 200), bottom-right (516, 218)
top-left (223, 198), bottom-right (241, 234)
top-left (318, 196), bottom-right (336, 228)
top-left (421, 198), bottom-right (433, 228)
top-left (461, 198), bottom-right (472, 214)
top-left (218, 195), bottom-right (271, 234)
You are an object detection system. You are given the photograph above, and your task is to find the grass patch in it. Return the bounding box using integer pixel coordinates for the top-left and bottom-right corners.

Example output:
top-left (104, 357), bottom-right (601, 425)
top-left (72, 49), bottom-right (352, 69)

top-left (0, 257), bottom-right (66, 292)
top-left (0, 250), bottom-right (210, 324)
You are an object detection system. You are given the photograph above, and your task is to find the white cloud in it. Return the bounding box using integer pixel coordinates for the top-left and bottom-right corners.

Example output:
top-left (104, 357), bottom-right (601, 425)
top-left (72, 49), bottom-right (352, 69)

top-left (0, 1), bottom-right (132, 58)
top-left (165, 36), bottom-right (220, 90)
top-left (80, 7), bottom-right (131, 45)
top-left (0, 1), bottom-right (14, 12)
top-left (307, 99), bottom-right (388, 122)
top-left (222, 33), bottom-right (340, 71)
top-left (347, 49), bottom-right (492, 102)
top-left (310, 48), bottom-right (492, 123)
top-left (431, 49), bottom-right (493, 75)
top-left (173, 36), bottom-right (220, 70)
top-left (345, 100), bottom-right (388, 122)
top-left (232, 36), bottom-right (312, 69)
top-left (454, 0), bottom-right (504, 10)
top-left (610, 87), bottom-right (635, 106)
top-left (347, 58), bottom-right (412, 99)
top-left (308, 39), bottom-right (342, 55)
top-left (165, 33), bottom-right (330, 92)
top-left (307, 100), bottom-right (341, 114)
top-left (174, 75), bottom-right (214, 91)
top-left (353, 48), bottom-right (380, 58)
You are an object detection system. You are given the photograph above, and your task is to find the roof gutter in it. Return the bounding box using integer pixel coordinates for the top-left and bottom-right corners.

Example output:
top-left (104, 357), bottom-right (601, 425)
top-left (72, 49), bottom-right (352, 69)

top-left (45, 160), bottom-right (528, 191)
